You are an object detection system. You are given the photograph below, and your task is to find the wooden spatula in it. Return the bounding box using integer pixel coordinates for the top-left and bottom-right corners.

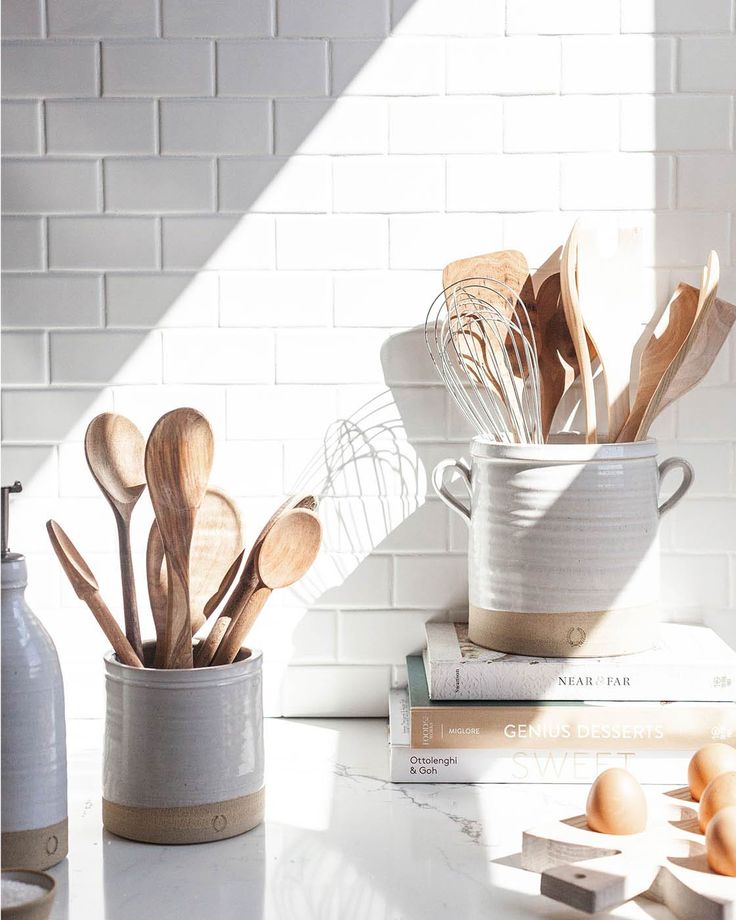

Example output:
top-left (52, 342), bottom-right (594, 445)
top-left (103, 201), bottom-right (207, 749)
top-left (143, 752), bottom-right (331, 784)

top-left (211, 508), bottom-right (322, 666)
top-left (560, 222), bottom-right (597, 443)
top-left (635, 270), bottom-right (735, 441)
top-left (194, 493), bottom-right (317, 667)
top-left (144, 408), bottom-right (214, 669)
top-left (147, 487), bottom-right (243, 668)
top-left (575, 222), bottom-right (651, 441)
top-left (47, 520), bottom-right (143, 668)
top-left (617, 283), bottom-right (699, 442)
top-left (443, 249), bottom-right (529, 300)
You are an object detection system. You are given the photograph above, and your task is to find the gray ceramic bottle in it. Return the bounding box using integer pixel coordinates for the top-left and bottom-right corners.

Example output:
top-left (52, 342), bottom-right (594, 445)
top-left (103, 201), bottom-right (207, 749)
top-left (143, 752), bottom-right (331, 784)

top-left (1, 482), bottom-right (68, 869)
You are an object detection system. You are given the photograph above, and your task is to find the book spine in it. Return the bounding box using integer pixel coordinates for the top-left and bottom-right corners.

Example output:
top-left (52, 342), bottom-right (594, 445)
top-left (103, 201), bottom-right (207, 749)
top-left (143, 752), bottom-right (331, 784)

top-left (410, 704), bottom-right (736, 750)
top-left (390, 747), bottom-right (692, 784)
top-left (428, 661), bottom-right (736, 702)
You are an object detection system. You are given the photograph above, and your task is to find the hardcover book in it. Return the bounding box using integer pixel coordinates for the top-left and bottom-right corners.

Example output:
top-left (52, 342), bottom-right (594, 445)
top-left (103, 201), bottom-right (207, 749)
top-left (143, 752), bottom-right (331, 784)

top-left (388, 690), bottom-right (693, 784)
top-left (423, 622), bottom-right (736, 702)
top-left (406, 655), bottom-right (736, 751)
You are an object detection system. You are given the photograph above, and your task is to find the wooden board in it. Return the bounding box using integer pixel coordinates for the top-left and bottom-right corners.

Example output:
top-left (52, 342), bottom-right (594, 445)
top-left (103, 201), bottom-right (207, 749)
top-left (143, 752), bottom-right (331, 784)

top-left (521, 786), bottom-right (735, 918)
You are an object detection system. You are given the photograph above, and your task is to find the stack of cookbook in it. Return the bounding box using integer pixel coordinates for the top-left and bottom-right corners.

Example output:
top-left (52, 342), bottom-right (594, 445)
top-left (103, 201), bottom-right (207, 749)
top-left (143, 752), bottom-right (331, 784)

top-left (389, 622), bottom-right (736, 784)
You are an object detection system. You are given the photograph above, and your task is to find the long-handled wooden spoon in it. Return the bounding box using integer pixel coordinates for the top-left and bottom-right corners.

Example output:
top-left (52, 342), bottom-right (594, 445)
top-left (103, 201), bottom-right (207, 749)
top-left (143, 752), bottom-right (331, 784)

top-left (211, 508), bottom-right (322, 666)
top-left (194, 493), bottom-right (317, 667)
top-left (144, 408), bottom-right (214, 669)
top-left (634, 276), bottom-right (734, 441)
top-left (46, 520), bottom-right (143, 668)
top-left (84, 413), bottom-right (146, 663)
top-left (147, 487), bottom-right (243, 667)
top-left (560, 221), bottom-right (597, 443)
top-left (617, 283), bottom-right (700, 442)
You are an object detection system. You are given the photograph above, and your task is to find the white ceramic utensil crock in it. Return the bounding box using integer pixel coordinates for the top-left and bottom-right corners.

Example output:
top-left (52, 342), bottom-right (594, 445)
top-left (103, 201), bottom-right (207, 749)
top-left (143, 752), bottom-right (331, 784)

top-left (102, 642), bottom-right (264, 845)
top-left (433, 439), bottom-right (693, 657)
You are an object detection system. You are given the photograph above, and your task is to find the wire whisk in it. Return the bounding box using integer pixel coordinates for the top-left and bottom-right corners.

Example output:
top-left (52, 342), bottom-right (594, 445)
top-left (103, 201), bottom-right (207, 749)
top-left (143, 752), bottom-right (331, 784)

top-left (425, 277), bottom-right (543, 444)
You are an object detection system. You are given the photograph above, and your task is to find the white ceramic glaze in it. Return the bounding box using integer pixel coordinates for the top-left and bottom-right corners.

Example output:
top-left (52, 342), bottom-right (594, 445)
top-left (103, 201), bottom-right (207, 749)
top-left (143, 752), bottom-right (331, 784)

top-left (1, 556), bottom-right (68, 869)
top-left (103, 643), bottom-right (264, 812)
top-left (433, 439), bottom-right (694, 656)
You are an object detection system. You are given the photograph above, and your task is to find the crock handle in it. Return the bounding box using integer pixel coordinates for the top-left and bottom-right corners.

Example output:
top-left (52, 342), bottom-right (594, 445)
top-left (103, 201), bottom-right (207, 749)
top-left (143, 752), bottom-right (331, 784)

top-left (657, 457), bottom-right (694, 516)
top-left (432, 459), bottom-right (472, 524)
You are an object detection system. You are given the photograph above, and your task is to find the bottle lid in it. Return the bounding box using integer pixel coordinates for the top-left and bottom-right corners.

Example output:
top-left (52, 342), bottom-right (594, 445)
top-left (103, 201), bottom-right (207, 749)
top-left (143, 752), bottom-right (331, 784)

top-left (1, 482), bottom-right (24, 567)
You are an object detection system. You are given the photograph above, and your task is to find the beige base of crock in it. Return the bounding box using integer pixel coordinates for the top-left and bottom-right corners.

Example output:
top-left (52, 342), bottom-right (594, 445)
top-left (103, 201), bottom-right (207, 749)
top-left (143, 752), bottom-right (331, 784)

top-left (102, 787), bottom-right (265, 845)
top-left (469, 605), bottom-right (658, 657)
top-left (1, 819), bottom-right (68, 870)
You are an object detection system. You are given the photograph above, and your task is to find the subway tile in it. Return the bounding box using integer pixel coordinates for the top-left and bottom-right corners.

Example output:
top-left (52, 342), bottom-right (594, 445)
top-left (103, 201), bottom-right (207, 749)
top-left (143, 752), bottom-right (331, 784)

top-left (112, 384), bottom-right (226, 438)
top-left (446, 154), bottom-right (559, 212)
top-left (106, 272), bottom-right (218, 327)
top-left (622, 0), bottom-right (732, 33)
top-left (673, 498), bottom-right (736, 551)
top-left (163, 329), bottom-right (274, 383)
top-left (1, 446), bottom-right (58, 496)
top-left (391, 0), bottom-right (504, 36)
top-left (102, 40), bottom-right (214, 96)
top-left (209, 439), bottom-right (283, 497)
top-left (50, 330), bottom-right (162, 384)
top-left (217, 40), bottom-right (327, 96)
top-left (48, 217), bottom-right (158, 269)
top-left (276, 215), bottom-right (388, 269)
top-left (2, 0), bottom-right (44, 36)
top-left (389, 213), bottom-right (503, 270)
top-left (275, 98), bottom-right (388, 155)
top-left (560, 154), bottom-right (672, 211)
top-left (219, 271), bottom-right (332, 326)
top-left (1, 332), bottom-right (47, 384)
top-left (2, 159), bottom-right (101, 213)
top-left (1, 217), bottom-right (44, 270)
top-left (280, 665), bottom-right (390, 717)
top-left (504, 95), bottom-right (619, 152)
top-left (561, 36), bottom-right (673, 94)
top-left (218, 156), bottom-right (330, 212)
top-left (389, 98), bottom-right (502, 153)
top-left (162, 0), bottom-right (271, 36)
top-left (47, 0), bottom-right (158, 36)
top-left (677, 155), bottom-right (736, 210)
top-left (650, 211), bottom-right (729, 267)
top-left (1, 41), bottom-right (98, 97)
top-left (331, 38), bottom-right (443, 96)
top-left (226, 384), bottom-right (337, 440)
top-left (162, 215), bottom-right (274, 269)
top-left (333, 156), bottom-right (444, 213)
top-left (507, 0), bottom-right (619, 34)
top-left (1, 101), bottom-right (42, 155)
top-left (621, 96), bottom-right (732, 151)
top-left (46, 100), bottom-right (156, 155)
top-left (661, 554), bottom-right (730, 607)
top-left (446, 38), bottom-right (560, 95)
top-left (276, 329), bottom-right (390, 383)
top-left (676, 386), bottom-right (736, 439)
top-left (317, 555), bottom-right (393, 607)
top-left (333, 271), bottom-right (439, 327)
top-left (104, 158), bottom-right (214, 213)
top-left (1, 274), bottom-right (103, 327)
top-left (655, 441), bottom-right (733, 496)
top-left (394, 554), bottom-right (467, 608)
top-left (278, 0), bottom-right (387, 38)
top-left (339, 609), bottom-right (441, 663)
top-left (680, 37), bottom-right (736, 91)
top-left (159, 100), bottom-right (269, 154)
top-left (1, 388), bottom-right (113, 442)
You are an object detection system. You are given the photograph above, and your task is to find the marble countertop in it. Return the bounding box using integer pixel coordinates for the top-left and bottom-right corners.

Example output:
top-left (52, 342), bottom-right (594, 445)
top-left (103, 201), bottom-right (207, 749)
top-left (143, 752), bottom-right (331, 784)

top-left (48, 718), bottom-right (680, 920)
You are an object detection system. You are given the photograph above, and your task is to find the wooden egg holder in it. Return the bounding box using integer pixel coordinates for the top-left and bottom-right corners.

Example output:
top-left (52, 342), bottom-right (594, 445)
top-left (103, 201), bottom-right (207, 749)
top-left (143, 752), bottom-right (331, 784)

top-left (521, 786), bottom-right (735, 918)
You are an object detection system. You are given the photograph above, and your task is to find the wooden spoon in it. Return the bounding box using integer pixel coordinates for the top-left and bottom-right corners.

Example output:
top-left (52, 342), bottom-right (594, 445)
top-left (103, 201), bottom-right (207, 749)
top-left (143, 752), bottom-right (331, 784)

top-left (634, 279), bottom-right (734, 441)
top-left (194, 493), bottom-right (317, 667)
top-left (147, 488), bottom-right (243, 667)
top-left (84, 413), bottom-right (146, 662)
top-left (560, 221), bottom-right (597, 443)
top-left (443, 249), bottom-right (529, 301)
top-left (575, 222), bottom-right (651, 441)
top-left (46, 520), bottom-right (143, 668)
top-left (617, 283), bottom-right (699, 443)
top-left (144, 408), bottom-right (214, 669)
top-left (211, 508), bottom-right (322, 666)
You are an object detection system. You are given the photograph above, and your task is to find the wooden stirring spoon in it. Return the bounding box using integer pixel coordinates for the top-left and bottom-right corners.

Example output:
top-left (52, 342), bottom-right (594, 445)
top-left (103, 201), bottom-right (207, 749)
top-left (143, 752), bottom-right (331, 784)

top-left (47, 520), bottom-right (143, 668)
top-left (617, 283), bottom-right (699, 443)
top-left (211, 508), bottom-right (322, 667)
top-left (194, 493), bottom-right (317, 667)
top-left (145, 408), bottom-right (214, 669)
top-left (85, 413), bottom-right (146, 663)
top-left (147, 488), bottom-right (243, 667)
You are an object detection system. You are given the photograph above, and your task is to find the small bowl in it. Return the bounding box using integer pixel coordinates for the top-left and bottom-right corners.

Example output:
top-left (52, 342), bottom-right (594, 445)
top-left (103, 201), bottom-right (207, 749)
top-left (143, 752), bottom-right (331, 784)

top-left (1, 870), bottom-right (56, 920)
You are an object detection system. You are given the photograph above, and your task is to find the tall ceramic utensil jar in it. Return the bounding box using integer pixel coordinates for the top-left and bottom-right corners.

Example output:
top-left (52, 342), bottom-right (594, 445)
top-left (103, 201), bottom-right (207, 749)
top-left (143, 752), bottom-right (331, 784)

top-left (1, 483), bottom-right (68, 869)
top-left (433, 441), bottom-right (693, 657)
top-left (103, 643), bottom-right (264, 845)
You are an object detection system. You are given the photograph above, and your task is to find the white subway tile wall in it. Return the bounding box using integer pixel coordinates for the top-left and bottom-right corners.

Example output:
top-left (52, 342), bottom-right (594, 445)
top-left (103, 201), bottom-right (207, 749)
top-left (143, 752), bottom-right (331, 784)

top-left (2, 0), bottom-right (735, 719)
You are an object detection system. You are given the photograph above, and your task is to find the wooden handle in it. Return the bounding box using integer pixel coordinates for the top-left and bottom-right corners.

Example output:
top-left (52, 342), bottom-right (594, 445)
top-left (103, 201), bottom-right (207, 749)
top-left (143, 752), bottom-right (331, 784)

top-left (115, 514), bottom-right (144, 663)
top-left (163, 566), bottom-right (194, 669)
top-left (86, 590), bottom-right (143, 668)
top-left (211, 586), bottom-right (271, 666)
top-left (193, 616), bottom-right (231, 667)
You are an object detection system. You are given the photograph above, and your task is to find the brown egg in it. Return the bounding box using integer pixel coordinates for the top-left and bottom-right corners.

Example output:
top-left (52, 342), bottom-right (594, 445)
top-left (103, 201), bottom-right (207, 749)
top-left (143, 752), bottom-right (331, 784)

top-left (705, 805), bottom-right (736, 876)
top-left (699, 771), bottom-right (736, 832)
top-left (688, 743), bottom-right (736, 801)
top-left (586, 768), bottom-right (647, 835)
